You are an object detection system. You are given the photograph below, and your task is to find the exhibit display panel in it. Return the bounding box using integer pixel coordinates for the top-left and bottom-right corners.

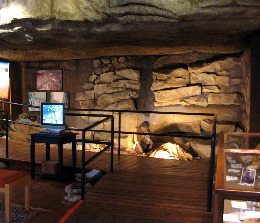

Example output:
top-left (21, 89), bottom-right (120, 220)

top-left (222, 133), bottom-right (260, 190)
top-left (223, 199), bottom-right (260, 222)
top-left (214, 132), bottom-right (260, 223)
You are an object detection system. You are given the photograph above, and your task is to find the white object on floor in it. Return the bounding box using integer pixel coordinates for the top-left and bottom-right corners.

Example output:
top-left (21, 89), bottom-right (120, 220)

top-left (0, 162), bottom-right (6, 169)
top-left (64, 195), bottom-right (81, 203)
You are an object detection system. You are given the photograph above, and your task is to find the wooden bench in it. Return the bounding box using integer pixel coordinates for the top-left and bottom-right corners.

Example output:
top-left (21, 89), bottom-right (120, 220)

top-left (0, 169), bottom-right (30, 222)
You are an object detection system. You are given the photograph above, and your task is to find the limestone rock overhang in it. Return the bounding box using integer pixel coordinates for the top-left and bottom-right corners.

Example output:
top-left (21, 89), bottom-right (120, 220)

top-left (0, 0), bottom-right (259, 61)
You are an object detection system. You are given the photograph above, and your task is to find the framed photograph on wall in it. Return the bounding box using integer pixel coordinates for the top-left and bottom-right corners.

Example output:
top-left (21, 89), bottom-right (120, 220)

top-left (50, 92), bottom-right (69, 108)
top-left (28, 92), bottom-right (46, 111)
top-left (37, 69), bottom-right (62, 90)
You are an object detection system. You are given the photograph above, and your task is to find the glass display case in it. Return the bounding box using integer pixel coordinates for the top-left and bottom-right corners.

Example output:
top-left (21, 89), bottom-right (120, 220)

top-left (214, 132), bottom-right (260, 223)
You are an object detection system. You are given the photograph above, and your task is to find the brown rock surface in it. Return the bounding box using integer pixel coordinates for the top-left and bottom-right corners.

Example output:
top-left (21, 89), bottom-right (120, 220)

top-left (0, 0), bottom-right (259, 61)
top-left (9, 122), bottom-right (42, 142)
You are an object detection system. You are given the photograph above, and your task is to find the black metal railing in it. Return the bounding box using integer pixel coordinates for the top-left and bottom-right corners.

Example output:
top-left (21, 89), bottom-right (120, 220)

top-left (0, 101), bottom-right (115, 201)
top-left (67, 108), bottom-right (217, 211)
top-left (0, 100), bottom-right (216, 211)
top-left (66, 113), bottom-right (114, 200)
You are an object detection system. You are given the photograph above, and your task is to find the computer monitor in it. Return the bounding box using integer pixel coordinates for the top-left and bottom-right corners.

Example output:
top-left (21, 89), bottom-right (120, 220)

top-left (40, 102), bottom-right (66, 133)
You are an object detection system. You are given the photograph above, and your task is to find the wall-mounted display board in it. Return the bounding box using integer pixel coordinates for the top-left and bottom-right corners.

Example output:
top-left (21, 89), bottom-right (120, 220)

top-left (28, 92), bottom-right (46, 111)
top-left (214, 132), bottom-right (260, 222)
top-left (0, 62), bottom-right (9, 99)
top-left (37, 70), bottom-right (62, 91)
top-left (50, 92), bottom-right (69, 108)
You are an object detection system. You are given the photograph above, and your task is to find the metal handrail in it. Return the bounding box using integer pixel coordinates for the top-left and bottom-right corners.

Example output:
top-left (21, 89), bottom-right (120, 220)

top-left (0, 100), bottom-right (216, 210)
top-left (80, 114), bottom-right (114, 200)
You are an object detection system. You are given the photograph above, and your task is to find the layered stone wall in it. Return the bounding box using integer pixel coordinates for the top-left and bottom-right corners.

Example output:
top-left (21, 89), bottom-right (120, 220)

top-left (76, 57), bottom-right (140, 111)
top-left (75, 52), bottom-right (246, 157)
top-left (151, 55), bottom-right (245, 133)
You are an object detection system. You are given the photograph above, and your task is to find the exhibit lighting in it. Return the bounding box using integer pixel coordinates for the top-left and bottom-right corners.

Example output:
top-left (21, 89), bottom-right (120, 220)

top-left (0, 5), bottom-right (24, 24)
top-left (0, 62), bottom-right (10, 99)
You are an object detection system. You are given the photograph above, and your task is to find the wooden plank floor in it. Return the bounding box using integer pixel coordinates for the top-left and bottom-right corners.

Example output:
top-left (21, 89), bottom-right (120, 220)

top-left (66, 157), bottom-right (213, 223)
top-left (0, 138), bottom-right (214, 223)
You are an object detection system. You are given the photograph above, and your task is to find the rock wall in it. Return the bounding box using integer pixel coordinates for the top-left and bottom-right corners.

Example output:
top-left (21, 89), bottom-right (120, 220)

top-left (74, 52), bottom-right (247, 157)
top-left (2, 0), bottom-right (259, 24)
top-left (153, 56), bottom-right (244, 108)
top-left (0, 1), bottom-right (259, 61)
top-left (76, 57), bottom-right (140, 111)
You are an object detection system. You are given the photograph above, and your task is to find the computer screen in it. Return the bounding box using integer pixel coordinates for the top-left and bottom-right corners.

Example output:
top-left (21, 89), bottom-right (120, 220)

top-left (40, 102), bottom-right (65, 132)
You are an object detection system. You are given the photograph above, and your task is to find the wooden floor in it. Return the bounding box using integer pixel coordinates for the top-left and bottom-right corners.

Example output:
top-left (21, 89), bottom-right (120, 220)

top-left (0, 138), bottom-right (214, 223)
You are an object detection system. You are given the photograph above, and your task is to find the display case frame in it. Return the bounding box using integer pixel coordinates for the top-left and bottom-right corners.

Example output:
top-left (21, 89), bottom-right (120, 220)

top-left (214, 131), bottom-right (260, 222)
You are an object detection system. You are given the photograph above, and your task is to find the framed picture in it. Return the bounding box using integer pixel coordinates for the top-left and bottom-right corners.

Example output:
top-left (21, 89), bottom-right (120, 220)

top-left (28, 92), bottom-right (46, 111)
top-left (37, 69), bottom-right (62, 90)
top-left (240, 167), bottom-right (256, 186)
top-left (50, 92), bottom-right (69, 108)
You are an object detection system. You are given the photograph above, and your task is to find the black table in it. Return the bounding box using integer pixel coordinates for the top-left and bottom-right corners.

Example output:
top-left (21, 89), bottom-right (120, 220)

top-left (30, 132), bottom-right (77, 181)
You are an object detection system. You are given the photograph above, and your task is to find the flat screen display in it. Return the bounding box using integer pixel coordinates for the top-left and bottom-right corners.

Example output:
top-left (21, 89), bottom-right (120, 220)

top-left (40, 102), bottom-right (65, 132)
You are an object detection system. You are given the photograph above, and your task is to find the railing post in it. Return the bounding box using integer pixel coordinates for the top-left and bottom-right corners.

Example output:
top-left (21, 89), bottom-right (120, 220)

top-left (110, 116), bottom-right (114, 172)
top-left (207, 114), bottom-right (217, 212)
top-left (118, 112), bottom-right (121, 155)
top-left (81, 129), bottom-right (86, 200)
top-left (5, 111), bottom-right (9, 158)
